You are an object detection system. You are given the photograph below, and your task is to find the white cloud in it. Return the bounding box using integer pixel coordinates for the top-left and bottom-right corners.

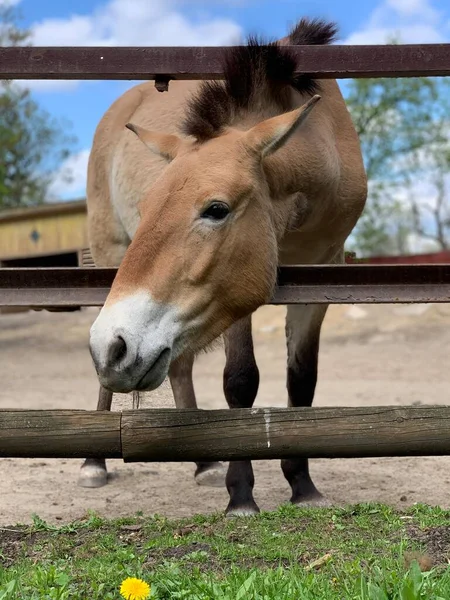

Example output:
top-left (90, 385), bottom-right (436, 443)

top-left (47, 149), bottom-right (90, 201)
top-left (386, 0), bottom-right (438, 19)
top-left (28, 0), bottom-right (241, 92)
top-left (31, 0), bottom-right (242, 46)
top-left (405, 232), bottom-right (440, 253)
top-left (345, 25), bottom-right (444, 45)
top-left (344, 0), bottom-right (448, 44)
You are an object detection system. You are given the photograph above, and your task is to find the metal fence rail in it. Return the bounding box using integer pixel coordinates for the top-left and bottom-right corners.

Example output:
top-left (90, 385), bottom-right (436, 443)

top-left (1, 44), bottom-right (450, 81)
top-left (2, 265), bottom-right (450, 307)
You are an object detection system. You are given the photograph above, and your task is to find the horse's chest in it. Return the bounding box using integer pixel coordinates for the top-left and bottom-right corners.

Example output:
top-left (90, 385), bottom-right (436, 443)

top-left (279, 229), bottom-right (339, 265)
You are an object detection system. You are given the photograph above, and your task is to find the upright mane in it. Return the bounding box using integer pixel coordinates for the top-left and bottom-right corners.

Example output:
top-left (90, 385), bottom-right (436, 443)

top-left (181, 18), bottom-right (338, 142)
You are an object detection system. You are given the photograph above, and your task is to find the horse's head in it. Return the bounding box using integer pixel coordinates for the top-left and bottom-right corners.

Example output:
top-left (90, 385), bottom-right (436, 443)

top-left (89, 96), bottom-right (319, 392)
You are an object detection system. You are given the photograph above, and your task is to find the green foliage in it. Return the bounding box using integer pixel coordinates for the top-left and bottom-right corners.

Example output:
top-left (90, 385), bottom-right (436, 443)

top-left (0, 85), bottom-right (75, 210)
top-left (0, 2), bottom-right (28, 46)
top-left (343, 32), bottom-right (450, 258)
top-left (345, 73), bottom-right (450, 256)
top-left (0, 562), bottom-right (448, 600)
top-left (150, 562), bottom-right (450, 600)
top-left (0, 504), bottom-right (449, 599)
top-left (357, 560), bottom-right (448, 600)
top-left (0, 2), bottom-right (76, 211)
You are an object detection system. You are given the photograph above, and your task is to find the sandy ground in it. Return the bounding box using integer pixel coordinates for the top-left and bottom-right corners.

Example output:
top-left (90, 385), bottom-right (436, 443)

top-left (1, 302), bottom-right (449, 524)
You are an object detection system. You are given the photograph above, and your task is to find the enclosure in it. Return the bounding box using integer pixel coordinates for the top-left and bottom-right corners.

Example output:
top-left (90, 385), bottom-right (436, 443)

top-left (0, 39), bottom-right (450, 521)
top-left (1, 28), bottom-right (450, 600)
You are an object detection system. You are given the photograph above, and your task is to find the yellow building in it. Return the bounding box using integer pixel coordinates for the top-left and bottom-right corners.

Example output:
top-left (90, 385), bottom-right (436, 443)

top-left (0, 199), bottom-right (93, 267)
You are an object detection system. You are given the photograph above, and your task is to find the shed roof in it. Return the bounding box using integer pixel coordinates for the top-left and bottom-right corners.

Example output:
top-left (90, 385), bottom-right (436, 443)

top-left (0, 199), bottom-right (86, 225)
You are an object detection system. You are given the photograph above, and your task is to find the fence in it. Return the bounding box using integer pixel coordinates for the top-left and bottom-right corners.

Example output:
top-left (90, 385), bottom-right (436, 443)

top-left (349, 250), bottom-right (450, 265)
top-left (0, 41), bottom-right (450, 462)
top-left (1, 407), bottom-right (450, 461)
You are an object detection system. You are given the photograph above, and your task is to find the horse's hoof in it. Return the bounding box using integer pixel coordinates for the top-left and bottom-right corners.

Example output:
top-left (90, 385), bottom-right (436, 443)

top-left (78, 464), bottom-right (108, 488)
top-left (195, 463), bottom-right (226, 488)
top-left (226, 504), bottom-right (260, 518)
top-left (292, 494), bottom-right (332, 508)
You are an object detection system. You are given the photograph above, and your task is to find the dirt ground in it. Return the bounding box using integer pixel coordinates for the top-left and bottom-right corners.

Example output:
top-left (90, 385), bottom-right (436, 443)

top-left (1, 302), bottom-right (449, 524)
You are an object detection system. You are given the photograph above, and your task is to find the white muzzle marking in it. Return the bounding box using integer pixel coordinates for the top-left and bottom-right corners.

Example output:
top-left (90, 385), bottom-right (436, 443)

top-left (89, 291), bottom-right (181, 393)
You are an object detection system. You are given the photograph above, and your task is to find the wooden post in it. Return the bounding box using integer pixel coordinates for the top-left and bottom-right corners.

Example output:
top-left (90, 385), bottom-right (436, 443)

top-left (0, 410), bottom-right (121, 458)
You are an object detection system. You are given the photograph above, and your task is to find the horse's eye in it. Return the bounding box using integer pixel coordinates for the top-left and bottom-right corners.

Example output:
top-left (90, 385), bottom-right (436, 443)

top-left (201, 202), bottom-right (230, 221)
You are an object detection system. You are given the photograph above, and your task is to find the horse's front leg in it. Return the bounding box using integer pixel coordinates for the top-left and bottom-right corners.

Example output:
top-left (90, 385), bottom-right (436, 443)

top-left (223, 316), bottom-right (260, 516)
top-left (282, 303), bottom-right (329, 505)
top-left (78, 385), bottom-right (112, 487)
top-left (169, 354), bottom-right (226, 487)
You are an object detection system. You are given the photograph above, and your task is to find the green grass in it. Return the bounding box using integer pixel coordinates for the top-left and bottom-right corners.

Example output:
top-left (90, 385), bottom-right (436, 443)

top-left (0, 503), bottom-right (449, 599)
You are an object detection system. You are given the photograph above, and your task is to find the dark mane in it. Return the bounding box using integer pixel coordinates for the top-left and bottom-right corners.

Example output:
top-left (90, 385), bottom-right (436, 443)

top-left (181, 18), bottom-right (338, 142)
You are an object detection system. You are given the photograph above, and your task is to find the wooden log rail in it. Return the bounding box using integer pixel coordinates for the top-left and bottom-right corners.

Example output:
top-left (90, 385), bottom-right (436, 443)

top-left (1, 44), bottom-right (450, 81)
top-left (1, 407), bottom-right (449, 461)
top-left (2, 265), bottom-right (450, 307)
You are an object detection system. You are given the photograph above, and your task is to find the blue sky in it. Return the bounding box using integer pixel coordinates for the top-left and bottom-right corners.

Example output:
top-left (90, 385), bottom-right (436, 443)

top-left (9, 0), bottom-right (450, 200)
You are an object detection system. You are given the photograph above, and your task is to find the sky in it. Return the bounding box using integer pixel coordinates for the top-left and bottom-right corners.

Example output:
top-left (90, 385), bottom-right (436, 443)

top-left (7, 0), bottom-right (450, 201)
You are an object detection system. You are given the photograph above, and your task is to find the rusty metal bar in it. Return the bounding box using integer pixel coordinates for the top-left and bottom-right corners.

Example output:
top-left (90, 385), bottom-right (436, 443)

top-left (1, 265), bottom-right (450, 307)
top-left (1, 44), bottom-right (450, 80)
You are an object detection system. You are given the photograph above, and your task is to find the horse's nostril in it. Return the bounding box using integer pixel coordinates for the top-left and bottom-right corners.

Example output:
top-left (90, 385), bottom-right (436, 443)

top-left (156, 347), bottom-right (171, 366)
top-left (107, 335), bottom-right (127, 367)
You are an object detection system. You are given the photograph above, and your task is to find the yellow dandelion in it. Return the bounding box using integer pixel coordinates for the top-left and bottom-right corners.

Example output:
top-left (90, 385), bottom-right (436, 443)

top-left (119, 577), bottom-right (151, 600)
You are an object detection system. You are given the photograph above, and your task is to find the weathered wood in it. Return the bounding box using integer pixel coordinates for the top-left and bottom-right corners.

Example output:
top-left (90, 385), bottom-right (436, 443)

top-left (121, 406), bottom-right (450, 462)
top-left (1, 44), bottom-right (449, 80)
top-left (0, 407), bottom-right (448, 461)
top-left (2, 265), bottom-right (450, 307)
top-left (0, 410), bottom-right (121, 458)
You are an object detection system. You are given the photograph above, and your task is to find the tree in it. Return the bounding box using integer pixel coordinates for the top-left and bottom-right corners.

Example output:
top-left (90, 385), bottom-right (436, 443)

top-left (345, 73), bottom-right (450, 256)
top-left (343, 33), bottom-right (450, 257)
top-left (0, 1), bottom-right (76, 210)
top-left (0, 0), bottom-right (28, 46)
top-left (407, 113), bottom-right (450, 251)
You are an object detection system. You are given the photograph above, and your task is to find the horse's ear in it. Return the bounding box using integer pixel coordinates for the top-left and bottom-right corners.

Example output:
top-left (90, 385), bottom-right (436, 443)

top-left (243, 95), bottom-right (321, 157)
top-left (126, 123), bottom-right (182, 162)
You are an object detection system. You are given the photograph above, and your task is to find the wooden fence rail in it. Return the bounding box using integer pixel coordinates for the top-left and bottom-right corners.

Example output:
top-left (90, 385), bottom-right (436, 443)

top-left (1, 407), bottom-right (449, 461)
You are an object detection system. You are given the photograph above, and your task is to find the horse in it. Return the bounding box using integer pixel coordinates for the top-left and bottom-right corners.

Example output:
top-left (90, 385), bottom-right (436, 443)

top-left (80, 17), bottom-right (367, 516)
